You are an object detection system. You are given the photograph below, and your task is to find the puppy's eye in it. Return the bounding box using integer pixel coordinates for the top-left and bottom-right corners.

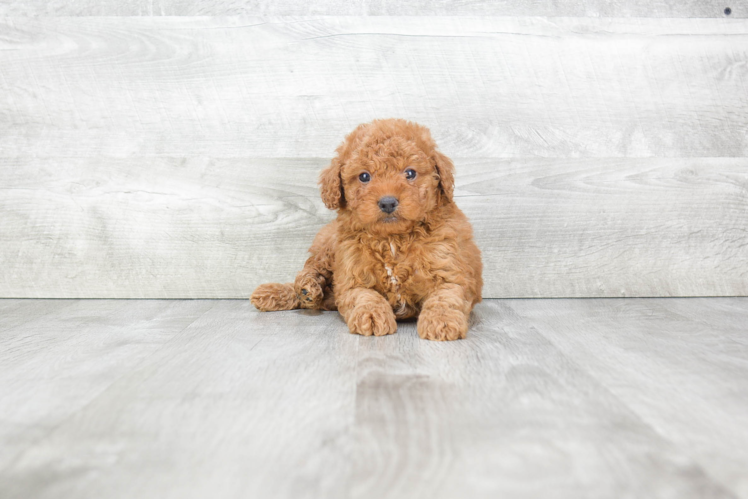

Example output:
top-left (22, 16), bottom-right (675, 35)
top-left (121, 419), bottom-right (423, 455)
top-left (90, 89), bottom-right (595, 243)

top-left (358, 172), bottom-right (371, 183)
top-left (404, 168), bottom-right (417, 180)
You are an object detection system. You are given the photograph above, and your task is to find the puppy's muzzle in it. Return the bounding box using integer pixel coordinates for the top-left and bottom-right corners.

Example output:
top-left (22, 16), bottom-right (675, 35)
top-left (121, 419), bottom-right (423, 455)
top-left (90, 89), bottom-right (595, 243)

top-left (378, 196), bottom-right (398, 214)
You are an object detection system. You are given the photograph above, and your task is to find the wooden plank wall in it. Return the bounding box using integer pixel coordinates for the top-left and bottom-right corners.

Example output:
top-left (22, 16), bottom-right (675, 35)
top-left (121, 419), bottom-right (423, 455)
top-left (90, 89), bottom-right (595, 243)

top-left (0, 7), bottom-right (746, 298)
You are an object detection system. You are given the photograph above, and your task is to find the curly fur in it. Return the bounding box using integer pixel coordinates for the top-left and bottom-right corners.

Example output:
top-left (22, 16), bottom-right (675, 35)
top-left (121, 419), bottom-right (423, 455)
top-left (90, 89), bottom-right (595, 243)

top-left (251, 118), bottom-right (483, 341)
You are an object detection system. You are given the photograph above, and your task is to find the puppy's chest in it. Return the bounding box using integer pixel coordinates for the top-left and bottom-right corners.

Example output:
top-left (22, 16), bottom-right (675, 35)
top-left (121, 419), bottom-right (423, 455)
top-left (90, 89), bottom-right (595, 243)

top-left (373, 241), bottom-right (430, 317)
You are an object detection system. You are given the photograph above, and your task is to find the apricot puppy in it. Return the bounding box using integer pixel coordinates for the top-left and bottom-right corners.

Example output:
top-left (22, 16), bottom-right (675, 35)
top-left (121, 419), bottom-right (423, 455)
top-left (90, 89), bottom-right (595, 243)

top-left (251, 118), bottom-right (483, 340)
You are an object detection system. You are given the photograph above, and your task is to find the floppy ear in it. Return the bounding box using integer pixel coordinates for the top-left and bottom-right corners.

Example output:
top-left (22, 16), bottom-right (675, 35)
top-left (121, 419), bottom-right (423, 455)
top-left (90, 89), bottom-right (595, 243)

top-left (319, 157), bottom-right (345, 210)
top-left (319, 123), bottom-right (371, 210)
top-left (433, 150), bottom-right (455, 203)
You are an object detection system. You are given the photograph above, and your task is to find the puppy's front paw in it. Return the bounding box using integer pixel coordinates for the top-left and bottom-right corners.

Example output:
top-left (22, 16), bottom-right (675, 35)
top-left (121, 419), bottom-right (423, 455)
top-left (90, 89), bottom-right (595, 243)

top-left (417, 308), bottom-right (468, 341)
top-left (294, 274), bottom-right (324, 309)
top-left (348, 302), bottom-right (397, 337)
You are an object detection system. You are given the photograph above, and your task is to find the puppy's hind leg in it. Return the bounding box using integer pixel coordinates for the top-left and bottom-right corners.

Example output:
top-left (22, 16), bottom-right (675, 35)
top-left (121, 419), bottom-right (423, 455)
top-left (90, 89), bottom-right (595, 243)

top-left (294, 221), bottom-right (337, 310)
top-left (294, 260), bottom-right (330, 310)
top-left (252, 220), bottom-right (338, 312)
top-left (250, 283), bottom-right (301, 311)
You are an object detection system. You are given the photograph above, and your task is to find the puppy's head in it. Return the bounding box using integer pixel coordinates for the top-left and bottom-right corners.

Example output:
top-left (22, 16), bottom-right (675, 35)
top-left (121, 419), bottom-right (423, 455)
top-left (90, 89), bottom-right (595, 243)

top-left (319, 119), bottom-right (454, 233)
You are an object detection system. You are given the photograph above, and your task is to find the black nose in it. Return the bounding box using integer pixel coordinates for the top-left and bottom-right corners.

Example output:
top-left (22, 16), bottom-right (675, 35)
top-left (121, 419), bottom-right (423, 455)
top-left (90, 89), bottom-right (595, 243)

top-left (378, 196), bottom-right (398, 214)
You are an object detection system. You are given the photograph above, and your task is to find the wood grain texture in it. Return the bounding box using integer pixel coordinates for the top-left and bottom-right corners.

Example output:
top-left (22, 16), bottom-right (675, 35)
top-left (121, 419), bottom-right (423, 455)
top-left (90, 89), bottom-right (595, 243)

top-left (0, 300), bottom-right (360, 497)
top-left (0, 0), bottom-right (743, 17)
top-left (1, 17), bottom-right (747, 158)
top-left (1, 157), bottom-right (746, 298)
top-left (0, 299), bottom-right (216, 472)
top-left (0, 298), bottom-right (745, 496)
top-left (349, 301), bottom-right (735, 497)
top-left (508, 297), bottom-right (748, 497)
top-left (0, 299), bottom-right (77, 332)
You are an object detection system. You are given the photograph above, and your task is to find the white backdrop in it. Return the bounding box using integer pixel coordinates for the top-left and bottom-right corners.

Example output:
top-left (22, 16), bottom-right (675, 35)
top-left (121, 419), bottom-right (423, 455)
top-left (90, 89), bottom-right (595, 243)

top-left (1, 7), bottom-right (746, 298)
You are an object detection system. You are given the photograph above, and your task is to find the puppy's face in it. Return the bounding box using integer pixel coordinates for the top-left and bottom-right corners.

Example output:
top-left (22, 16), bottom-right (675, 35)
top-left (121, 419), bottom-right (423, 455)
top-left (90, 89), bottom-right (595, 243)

top-left (319, 119), bottom-right (455, 235)
top-left (341, 137), bottom-right (440, 232)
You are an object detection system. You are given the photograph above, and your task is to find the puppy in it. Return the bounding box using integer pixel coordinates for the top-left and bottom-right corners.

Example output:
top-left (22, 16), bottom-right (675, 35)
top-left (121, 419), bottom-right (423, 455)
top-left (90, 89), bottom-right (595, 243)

top-left (251, 119), bottom-right (482, 341)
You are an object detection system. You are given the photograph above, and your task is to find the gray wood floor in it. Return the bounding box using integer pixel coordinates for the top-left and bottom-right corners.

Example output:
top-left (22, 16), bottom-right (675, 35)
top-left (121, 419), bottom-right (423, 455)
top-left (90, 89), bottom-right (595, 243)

top-left (0, 298), bottom-right (746, 497)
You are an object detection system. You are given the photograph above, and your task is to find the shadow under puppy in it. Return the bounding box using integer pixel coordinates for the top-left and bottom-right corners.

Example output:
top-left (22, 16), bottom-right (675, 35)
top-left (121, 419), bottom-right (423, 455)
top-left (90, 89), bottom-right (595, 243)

top-left (251, 118), bottom-right (482, 341)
